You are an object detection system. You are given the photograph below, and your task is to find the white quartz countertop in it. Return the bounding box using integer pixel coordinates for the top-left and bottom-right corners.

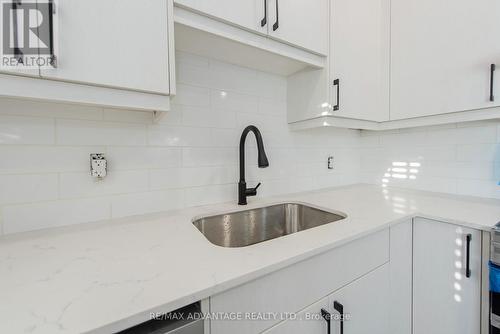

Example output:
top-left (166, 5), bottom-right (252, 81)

top-left (2, 184), bottom-right (500, 334)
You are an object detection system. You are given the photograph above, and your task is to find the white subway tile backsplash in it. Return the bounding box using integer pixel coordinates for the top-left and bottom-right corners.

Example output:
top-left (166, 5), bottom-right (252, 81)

top-left (107, 147), bottom-right (182, 170)
top-left (359, 120), bottom-right (500, 199)
top-left (0, 115), bottom-right (54, 145)
top-left (182, 105), bottom-right (236, 129)
top-left (171, 84), bottom-right (210, 107)
top-left (259, 98), bottom-right (286, 116)
top-left (148, 125), bottom-right (212, 147)
top-left (2, 52), bottom-right (499, 235)
top-left (182, 147), bottom-right (237, 167)
top-left (59, 171), bottom-right (148, 199)
top-left (210, 89), bottom-right (259, 114)
top-left (184, 184), bottom-right (236, 207)
top-left (0, 98), bottom-right (103, 120)
top-left (426, 126), bottom-right (497, 145)
top-left (3, 198), bottom-right (111, 234)
top-left (209, 60), bottom-right (260, 95)
top-left (111, 190), bottom-right (184, 218)
top-left (176, 62), bottom-right (213, 88)
top-left (155, 104), bottom-right (183, 126)
top-left (255, 71), bottom-right (287, 100)
top-left (103, 109), bottom-right (153, 124)
top-left (0, 174), bottom-right (58, 205)
top-left (0, 146), bottom-right (105, 174)
top-left (457, 144), bottom-right (499, 162)
top-left (176, 51), bottom-right (209, 69)
top-left (57, 120), bottom-right (147, 146)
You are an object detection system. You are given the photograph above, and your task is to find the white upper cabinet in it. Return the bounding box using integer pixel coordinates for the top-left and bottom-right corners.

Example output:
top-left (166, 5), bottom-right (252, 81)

top-left (391, 0), bottom-right (500, 120)
top-left (0, 0), bottom-right (174, 112)
top-left (174, 0), bottom-right (267, 35)
top-left (267, 0), bottom-right (328, 55)
top-left (413, 218), bottom-right (482, 334)
top-left (41, 0), bottom-right (171, 95)
top-left (330, 0), bottom-right (390, 121)
top-left (174, 0), bottom-right (327, 55)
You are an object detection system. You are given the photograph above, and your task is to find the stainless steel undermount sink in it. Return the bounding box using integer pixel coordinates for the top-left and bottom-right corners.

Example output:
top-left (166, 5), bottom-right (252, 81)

top-left (192, 203), bottom-right (346, 248)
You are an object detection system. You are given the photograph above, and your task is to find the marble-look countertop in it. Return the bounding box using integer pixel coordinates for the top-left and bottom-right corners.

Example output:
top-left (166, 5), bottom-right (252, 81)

top-left (1, 184), bottom-right (500, 334)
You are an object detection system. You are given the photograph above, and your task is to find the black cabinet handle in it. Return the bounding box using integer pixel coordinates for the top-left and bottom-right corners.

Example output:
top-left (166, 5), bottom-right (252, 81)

top-left (12, 0), bottom-right (23, 58)
top-left (260, 0), bottom-right (267, 27)
top-left (466, 234), bottom-right (472, 278)
top-left (273, 0), bottom-right (279, 31)
top-left (490, 64), bottom-right (496, 102)
top-left (321, 309), bottom-right (331, 334)
top-left (48, 0), bottom-right (56, 67)
top-left (333, 79), bottom-right (340, 111)
top-left (334, 301), bottom-right (344, 334)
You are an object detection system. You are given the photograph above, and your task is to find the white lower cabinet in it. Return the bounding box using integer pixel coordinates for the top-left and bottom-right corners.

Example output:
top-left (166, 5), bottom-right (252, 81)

top-left (413, 218), bottom-right (482, 334)
top-left (209, 230), bottom-right (390, 334)
top-left (207, 218), bottom-right (483, 334)
top-left (263, 264), bottom-right (390, 334)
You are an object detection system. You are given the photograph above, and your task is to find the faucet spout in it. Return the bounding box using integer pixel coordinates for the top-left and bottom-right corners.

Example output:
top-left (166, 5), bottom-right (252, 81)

top-left (238, 125), bottom-right (269, 205)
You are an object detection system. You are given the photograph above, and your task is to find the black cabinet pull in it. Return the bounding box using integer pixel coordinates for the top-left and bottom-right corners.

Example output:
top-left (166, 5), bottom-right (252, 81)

top-left (260, 0), bottom-right (267, 27)
top-left (490, 64), bottom-right (496, 102)
top-left (466, 234), bottom-right (472, 278)
top-left (11, 0), bottom-right (23, 58)
top-left (273, 0), bottom-right (279, 31)
top-left (321, 309), bottom-right (331, 334)
top-left (333, 79), bottom-right (340, 111)
top-left (48, 0), bottom-right (56, 67)
top-left (334, 301), bottom-right (344, 334)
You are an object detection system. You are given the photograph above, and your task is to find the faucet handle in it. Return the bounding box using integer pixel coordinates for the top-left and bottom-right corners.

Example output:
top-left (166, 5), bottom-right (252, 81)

top-left (245, 183), bottom-right (262, 197)
top-left (254, 182), bottom-right (261, 191)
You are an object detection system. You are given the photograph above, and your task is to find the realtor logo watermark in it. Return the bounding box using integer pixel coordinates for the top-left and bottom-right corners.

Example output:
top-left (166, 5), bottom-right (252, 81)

top-left (1, 0), bottom-right (56, 69)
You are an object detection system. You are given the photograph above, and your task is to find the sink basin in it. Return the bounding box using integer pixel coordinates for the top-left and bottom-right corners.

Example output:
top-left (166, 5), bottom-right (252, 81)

top-left (192, 203), bottom-right (346, 248)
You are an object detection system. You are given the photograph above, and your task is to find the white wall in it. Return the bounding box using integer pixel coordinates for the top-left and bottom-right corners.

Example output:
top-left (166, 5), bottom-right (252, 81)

top-left (1, 51), bottom-right (499, 236)
top-left (359, 122), bottom-right (500, 199)
top-left (0, 52), bottom-right (360, 235)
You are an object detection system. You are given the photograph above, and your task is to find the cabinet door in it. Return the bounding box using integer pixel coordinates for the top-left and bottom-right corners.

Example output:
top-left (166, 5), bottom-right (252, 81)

top-left (413, 218), bottom-right (481, 334)
top-left (267, 0), bottom-right (328, 55)
top-left (328, 264), bottom-right (390, 334)
top-left (391, 0), bottom-right (500, 120)
top-left (40, 0), bottom-right (170, 94)
top-left (264, 264), bottom-right (389, 334)
top-left (174, 0), bottom-right (267, 35)
top-left (0, 0), bottom-right (40, 77)
top-left (329, 0), bottom-right (390, 121)
top-left (263, 296), bottom-right (330, 334)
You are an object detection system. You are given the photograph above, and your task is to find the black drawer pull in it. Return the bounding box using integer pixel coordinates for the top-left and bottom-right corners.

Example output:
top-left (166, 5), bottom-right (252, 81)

top-left (321, 309), bottom-right (331, 334)
top-left (490, 64), bottom-right (496, 102)
top-left (334, 301), bottom-right (344, 334)
top-left (466, 234), bottom-right (472, 278)
top-left (333, 79), bottom-right (340, 111)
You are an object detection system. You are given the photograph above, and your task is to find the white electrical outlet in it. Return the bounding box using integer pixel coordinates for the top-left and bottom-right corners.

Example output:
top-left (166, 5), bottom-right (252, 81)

top-left (90, 154), bottom-right (107, 179)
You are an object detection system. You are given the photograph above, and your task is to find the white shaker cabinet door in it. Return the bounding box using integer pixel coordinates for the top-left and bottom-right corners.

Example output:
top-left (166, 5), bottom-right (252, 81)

top-left (174, 0), bottom-right (267, 35)
top-left (267, 0), bottom-right (329, 55)
top-left (329, 0), bottom-right (390, 121)
top-left (413, 218), bottom-right (482, 334)
top-left (40, 0), bottom-right (171, 95)
top-left (264, 264), bottom-right (390, 334)
top-left (0, 0), bottom-right (40, 77)
top-left (262, 296), bottom-right (330, 334)
top-left (327, 264), bottom-right (390, 334)
top-left (391, 0), bottom-right (500, 119)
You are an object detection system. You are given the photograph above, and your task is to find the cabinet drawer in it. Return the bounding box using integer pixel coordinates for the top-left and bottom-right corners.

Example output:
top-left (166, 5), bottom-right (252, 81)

top-left (263, 263), bottom-right (390, 334)
top-left (210, 229), bottom-right (389, 334)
